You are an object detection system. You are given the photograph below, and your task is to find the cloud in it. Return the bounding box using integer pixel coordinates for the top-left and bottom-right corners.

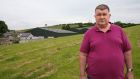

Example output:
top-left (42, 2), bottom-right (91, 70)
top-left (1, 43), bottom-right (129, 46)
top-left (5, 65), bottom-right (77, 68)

top-left (0, 0), bottom-right (140, 30)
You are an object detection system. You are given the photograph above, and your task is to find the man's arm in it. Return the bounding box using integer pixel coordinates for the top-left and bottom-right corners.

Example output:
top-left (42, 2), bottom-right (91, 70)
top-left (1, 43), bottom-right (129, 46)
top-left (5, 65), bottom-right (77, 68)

top-left (124, 50), bottom-right (133, 70)
top-left (124, 50), bottom-right (134, 79)
top-left (79, 52), bottom-right (87, 79)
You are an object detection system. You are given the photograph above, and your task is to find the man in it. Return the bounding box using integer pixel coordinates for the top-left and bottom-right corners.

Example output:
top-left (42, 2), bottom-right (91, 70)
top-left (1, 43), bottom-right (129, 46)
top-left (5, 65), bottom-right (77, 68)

top-left (79, 4), bottom-right (133, 79)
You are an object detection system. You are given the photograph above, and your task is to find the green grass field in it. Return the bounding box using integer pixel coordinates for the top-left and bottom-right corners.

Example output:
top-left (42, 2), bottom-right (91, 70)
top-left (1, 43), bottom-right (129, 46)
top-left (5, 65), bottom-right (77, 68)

top-left (0, 25), bottom-right (140, 79)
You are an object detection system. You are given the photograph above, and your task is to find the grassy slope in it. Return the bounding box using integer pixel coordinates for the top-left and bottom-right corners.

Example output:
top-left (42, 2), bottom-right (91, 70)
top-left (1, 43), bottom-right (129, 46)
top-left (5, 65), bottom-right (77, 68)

top-left (0, 25), bottom-right (140, 79)
top-left (124, 25), bottom-right (140, 78)
top-left (0, 34), bottom-right (82, 79)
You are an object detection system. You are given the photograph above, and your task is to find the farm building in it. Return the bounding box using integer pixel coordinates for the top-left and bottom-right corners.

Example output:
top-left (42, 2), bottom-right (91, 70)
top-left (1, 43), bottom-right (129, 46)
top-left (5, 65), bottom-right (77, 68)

top-left (27, 27), bottom-right (78, 38)
top-left (18, 33), bottom-right (44, 43)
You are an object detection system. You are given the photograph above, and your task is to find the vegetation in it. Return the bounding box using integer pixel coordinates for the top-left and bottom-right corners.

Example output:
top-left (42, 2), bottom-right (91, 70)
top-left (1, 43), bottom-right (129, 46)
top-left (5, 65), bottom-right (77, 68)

top-left (114, 21), bottom-right (138, 28)
top-left (0, 21), bottom-right (9, 37)
top-left (62, 24), bottom-right (71, 30)
top-left (47, 22), bottom-right (94, 29)
top-left (46, 21), bottom-right (139, 30)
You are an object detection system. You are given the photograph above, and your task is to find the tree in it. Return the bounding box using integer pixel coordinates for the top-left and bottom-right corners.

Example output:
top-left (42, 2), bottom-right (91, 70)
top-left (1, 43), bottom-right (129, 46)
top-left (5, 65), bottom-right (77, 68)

top-left (78, 23), bottom-right (83, 28)
top-left (0, 21), bottom-right (9, 37)
top-left (65, 24), bottom-right (70, 30)
top-left (62, 24), bottom-right (66, 29)
top-left (62, 24), bottom-right (70, 30)
top-left (114, 21), bottom-right (124, 28)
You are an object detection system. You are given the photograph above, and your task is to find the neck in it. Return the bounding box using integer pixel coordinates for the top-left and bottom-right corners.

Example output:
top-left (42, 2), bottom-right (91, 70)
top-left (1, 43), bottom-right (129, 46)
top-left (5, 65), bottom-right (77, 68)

top-left (97, 23), bottom-right (111, 32)
top-left (97, 23), bottom-right (110, 29)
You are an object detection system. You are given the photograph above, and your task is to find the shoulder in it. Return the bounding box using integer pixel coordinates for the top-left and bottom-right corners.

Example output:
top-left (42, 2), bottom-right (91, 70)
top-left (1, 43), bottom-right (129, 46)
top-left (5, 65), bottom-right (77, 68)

top-left (111, 23), bottom-right (125, 32)
top-left (111, 24), bottom-right (127, 38)
top-left (82, 26), bottom-right (96, 39)
top-left (84, 26), bottom-right (96, 35)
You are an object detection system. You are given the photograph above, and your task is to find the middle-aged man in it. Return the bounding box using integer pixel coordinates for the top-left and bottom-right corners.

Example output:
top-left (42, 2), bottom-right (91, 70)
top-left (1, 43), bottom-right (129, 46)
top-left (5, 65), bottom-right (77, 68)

top-left (79, 4), bottom-right (133, 79)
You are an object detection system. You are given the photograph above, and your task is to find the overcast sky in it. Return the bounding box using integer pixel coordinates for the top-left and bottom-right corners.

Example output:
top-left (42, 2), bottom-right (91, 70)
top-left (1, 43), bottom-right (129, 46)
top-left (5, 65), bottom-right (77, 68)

top-left (0, 0), bottom-right (140, 30)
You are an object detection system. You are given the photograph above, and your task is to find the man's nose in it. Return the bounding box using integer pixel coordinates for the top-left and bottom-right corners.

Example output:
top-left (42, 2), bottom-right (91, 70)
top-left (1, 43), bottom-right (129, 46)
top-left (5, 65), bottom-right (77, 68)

top-left (100, 15), bottom-right (104, 19)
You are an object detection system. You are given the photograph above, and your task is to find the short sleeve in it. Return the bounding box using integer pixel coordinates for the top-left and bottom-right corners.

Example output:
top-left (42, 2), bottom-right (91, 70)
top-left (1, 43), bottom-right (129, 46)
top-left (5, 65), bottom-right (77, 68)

top-left (80, 31), bottom-right (90, 54)
top-left (121, 29), bottom-right (132, 52)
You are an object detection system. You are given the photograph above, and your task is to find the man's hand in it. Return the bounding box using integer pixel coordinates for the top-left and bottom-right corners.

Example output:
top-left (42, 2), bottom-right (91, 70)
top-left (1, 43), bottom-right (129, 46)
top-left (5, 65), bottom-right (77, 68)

top-left (125, 72), bottom-right (134, 79)
top-left (80, 75), bottom-right (87, 79)
top-left (124, 50), bottom-right (133, 79)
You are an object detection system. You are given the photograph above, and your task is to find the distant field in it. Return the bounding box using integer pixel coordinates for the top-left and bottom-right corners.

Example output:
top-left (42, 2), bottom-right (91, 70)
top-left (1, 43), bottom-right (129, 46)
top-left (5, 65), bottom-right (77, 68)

top-left (0, 25), bottom-right (140, 79)
top-left (46, 23), bottom-right (91, 29)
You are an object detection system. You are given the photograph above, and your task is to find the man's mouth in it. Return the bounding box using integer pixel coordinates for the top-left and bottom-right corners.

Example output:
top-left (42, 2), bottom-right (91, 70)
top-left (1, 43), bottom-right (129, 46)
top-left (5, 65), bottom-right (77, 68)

top-left (99, 21), bottom-right (105, 23)
top-left (99, 19), bottom-right (105, 22)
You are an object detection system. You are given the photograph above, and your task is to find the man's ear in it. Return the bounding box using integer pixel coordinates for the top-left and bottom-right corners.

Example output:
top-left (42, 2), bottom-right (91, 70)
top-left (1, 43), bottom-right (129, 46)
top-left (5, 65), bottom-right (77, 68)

top-left (94, 14), bottom-right (96, 18)
top-left (109, 14), bottom-right (111, 17)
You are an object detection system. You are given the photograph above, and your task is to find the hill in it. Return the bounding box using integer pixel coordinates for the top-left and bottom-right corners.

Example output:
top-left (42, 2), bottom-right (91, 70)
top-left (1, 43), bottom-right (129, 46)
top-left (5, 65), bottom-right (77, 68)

top-left (0, 25), bottom-right (140, 79)
top-left (46, 23), bottom-right (93, 29)
top-left (17, 22), bottom-right (93, 32)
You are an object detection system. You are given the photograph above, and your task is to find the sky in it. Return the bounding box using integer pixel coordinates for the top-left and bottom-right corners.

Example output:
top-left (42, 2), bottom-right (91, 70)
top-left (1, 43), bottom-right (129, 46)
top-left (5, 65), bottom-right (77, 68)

top-left (0, 0), bottom-right (140, 30)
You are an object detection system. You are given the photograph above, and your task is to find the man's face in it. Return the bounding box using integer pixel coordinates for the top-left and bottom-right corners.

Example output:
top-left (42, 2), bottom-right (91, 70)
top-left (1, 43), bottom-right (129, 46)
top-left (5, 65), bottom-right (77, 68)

top-left (95, 9), bottom-right (111, 26)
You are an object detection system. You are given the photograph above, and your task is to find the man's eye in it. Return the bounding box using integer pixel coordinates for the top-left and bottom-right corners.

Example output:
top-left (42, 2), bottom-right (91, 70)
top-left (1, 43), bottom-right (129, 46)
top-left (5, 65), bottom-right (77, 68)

top-left (97, 14), bottom-right (101, 16)
top-left (103, 13), bottom-right (107, 16)
top-left (96, 13), bottom-right (107, 16)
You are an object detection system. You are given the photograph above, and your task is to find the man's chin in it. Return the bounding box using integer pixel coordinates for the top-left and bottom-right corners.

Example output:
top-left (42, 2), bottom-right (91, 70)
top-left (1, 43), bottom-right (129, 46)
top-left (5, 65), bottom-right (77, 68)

top-left (97, 23), bottom-right (108, 28)
top-left (98, 23), bottom-right (106, 26)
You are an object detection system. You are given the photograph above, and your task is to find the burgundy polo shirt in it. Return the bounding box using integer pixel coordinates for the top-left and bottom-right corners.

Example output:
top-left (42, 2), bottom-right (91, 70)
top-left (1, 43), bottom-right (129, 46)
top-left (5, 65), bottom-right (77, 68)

top-left (80, 23), bottom-right (131, 79)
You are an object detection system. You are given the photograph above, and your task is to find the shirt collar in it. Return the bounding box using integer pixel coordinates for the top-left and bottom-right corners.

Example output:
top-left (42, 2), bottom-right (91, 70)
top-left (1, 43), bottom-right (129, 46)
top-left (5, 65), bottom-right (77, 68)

top-left (95, 23), bottom-right (113, 32)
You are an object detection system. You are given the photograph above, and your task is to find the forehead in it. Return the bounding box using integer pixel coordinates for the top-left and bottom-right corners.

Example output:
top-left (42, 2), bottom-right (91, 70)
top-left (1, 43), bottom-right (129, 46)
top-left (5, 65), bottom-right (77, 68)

top-left (95, 9), bottom-right (109, 14)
